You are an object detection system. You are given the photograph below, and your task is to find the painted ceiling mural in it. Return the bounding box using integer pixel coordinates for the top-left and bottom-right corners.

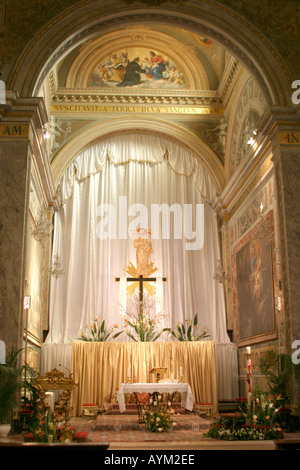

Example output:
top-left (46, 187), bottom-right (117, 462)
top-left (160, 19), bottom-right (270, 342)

top-left (59, 24), bottom-right (224, 91)
top-left (89, 48), bottom-right (187, 89)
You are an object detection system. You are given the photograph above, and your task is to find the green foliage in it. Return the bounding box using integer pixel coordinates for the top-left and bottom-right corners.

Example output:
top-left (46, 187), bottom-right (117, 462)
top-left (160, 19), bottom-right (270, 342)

top-left (78, 318), bottom-right (123, 342)
top-left (123, 311), bottom-right (169, 342)
top-left (204, 395), bottom-right (284, 441)
top-left (0, 365), bottom-right (22, 423)
top-left (30, 409), bottom-right (58, 443)
top-left (121, 294), bottom-right (169, 342)
top-left (0, 347), bottom-right (23, 423)
top-left (258, 350), bottom-right (300, 400)
top-left (21, 363), bottom-right (40, 430)
top-left (165, 314), bottom-right (209, 341)
top-left (5, 346), bottom-right (23, 368)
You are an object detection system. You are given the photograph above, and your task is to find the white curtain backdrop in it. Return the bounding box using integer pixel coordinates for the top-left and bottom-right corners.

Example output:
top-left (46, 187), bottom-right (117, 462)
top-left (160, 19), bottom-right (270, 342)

top-left (46, 134), bottom-right (229, 345)
top-left (43, 133), bottom-right (239, 399)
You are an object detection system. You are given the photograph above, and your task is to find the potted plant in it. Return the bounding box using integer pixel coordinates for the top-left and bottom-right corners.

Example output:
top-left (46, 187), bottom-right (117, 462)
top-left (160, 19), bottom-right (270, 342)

top-left (258, 350), bottom-right (300, 430)
top-left (0, 348), bottom-right (22, 437)
top-left (258, 350), bottom-right (300, 404)
top-left (78, 317), bottom-right (123, 342)
top-left (165, 313), bottom-right (209, 341)
top-left (120, 294), bottom-right (169, 342)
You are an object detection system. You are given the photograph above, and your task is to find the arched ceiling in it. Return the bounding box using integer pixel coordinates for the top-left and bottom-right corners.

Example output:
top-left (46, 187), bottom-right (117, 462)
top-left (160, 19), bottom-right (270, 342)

top-left (55, 24), bottom-right (230, 92)
top-left (43, 19), bottom-right (257, 196)
top-left (29, 9), bottom-right (273, 196)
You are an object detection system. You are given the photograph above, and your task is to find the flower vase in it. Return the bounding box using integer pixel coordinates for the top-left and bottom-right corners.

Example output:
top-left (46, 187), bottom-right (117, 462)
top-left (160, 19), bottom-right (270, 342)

top-left (0, 423), bottom-right (11, 437)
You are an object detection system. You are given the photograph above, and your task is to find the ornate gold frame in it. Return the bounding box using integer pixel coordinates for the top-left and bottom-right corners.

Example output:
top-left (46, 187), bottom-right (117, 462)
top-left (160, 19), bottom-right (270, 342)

top-left (32, 368), bottom-right (77, 442)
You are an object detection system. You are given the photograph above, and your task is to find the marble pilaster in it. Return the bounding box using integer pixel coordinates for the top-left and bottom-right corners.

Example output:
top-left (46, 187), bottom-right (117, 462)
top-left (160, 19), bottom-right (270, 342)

top-left (0, 139), bottom-right (31, 352)
top-left (0, 97), bottom-right (56, 356)
top-left (273, 148), bottom-right (300, 350)
top-left (270, 119), bottom-right (300, 409)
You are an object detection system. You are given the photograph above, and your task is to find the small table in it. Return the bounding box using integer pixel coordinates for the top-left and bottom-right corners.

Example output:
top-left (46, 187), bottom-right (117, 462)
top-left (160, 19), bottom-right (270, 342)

top-left (117, 382), bottom-right (194, 413)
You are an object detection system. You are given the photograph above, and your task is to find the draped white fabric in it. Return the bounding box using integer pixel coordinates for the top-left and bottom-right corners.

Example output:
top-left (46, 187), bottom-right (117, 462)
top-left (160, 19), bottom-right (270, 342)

top-left (46, 134), bottom-right (229, 345)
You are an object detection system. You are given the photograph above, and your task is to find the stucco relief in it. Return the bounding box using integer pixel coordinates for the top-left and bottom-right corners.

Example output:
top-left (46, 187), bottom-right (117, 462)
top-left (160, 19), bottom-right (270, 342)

top-left (229, 78), bottom-right (267, 177)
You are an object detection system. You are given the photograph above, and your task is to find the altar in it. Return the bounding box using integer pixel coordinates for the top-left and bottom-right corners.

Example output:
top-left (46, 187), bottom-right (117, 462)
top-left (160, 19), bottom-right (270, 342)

top-left (70, 340), bottom-right (219, 416)
top-left (117, 382), bottom-right (194, 413)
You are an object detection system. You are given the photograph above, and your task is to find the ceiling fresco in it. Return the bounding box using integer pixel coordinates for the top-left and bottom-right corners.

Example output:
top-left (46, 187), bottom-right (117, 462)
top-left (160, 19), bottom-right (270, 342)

top-left (56, 24), bottom-right (226, 91)
top-left (89, 48), bottom-right (187, 89)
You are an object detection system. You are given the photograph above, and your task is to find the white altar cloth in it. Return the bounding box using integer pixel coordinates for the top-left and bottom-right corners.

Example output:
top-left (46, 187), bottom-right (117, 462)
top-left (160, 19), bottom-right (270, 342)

top-left (117, 383), bottom-right (194, 413)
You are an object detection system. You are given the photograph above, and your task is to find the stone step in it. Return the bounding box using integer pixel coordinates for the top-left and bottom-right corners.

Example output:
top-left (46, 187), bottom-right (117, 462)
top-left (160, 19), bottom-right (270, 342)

top-left (104, 402), bottom-right (184, 415)
top-left (93, 413), bottom-right (212, 432)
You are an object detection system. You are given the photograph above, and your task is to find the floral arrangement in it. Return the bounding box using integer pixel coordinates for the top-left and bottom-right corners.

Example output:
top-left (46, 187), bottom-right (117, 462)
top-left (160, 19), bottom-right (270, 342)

top-left (165, 314), bottom-right (209, 341)
top-left (121, 294), bottom-right (169, 342)
top-left (204, 393), bottom-right (284, 441)
top-left (141, 392), bottom-right (177, 432)
top-left (204, 419), bottom-right (283, 441)
top-left (30, 409), bottom-right (58, 443)
top-left (78, 318), bottom-right (123, 342)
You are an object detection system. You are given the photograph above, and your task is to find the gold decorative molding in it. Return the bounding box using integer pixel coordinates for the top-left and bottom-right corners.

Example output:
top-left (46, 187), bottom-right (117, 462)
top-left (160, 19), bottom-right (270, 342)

top-left (219, 59), bottom-right (239, 103)
top-left (279, 132), bottom-right (300, 146)
top-left (51, 90), bottom-right (221, 105)
top-left (51, 103), bottom-right (224, 115)
top-left (33, 368), bottom-right (77, 391)
top-left (218, 148), bottom-right (273, 224)
top-left (0, 123), bottom-right (29, 138)
top-left (229, 156), bottom-right (273, 219)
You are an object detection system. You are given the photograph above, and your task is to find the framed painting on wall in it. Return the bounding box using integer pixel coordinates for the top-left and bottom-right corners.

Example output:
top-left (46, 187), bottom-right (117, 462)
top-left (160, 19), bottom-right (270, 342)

top-left (24, 179), bottom-right (46, 348)
top-left (24, 214), bottom-right (44, 347)
top-left (232, 211), bottom-right (277, 346)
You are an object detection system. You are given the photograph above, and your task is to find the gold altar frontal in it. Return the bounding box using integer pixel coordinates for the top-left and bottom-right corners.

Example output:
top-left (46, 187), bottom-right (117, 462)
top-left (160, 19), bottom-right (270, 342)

top-left (71, 341), bottom-right (218, 417)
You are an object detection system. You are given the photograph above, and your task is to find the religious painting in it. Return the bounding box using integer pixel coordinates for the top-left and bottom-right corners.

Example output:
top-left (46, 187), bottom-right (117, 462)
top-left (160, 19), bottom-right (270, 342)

top-left (233, 211), bottom-right (277, 346)
top-left (24, 215), bottom-right (44, 346)
top-left (89, 48), bottom-right (187, 89)
top-left (24, 181), bottom-right (45, 347)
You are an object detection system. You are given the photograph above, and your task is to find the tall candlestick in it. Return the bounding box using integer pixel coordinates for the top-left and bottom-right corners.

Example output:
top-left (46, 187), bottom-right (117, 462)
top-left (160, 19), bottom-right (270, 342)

top-left (247, 349), bottom-right (252, 405)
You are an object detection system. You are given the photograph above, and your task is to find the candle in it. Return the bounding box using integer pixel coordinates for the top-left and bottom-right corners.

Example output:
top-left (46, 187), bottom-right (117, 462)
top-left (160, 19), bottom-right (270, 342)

top-left (180, 366), bottom-right (183, 377)
top-left (246, 347), bottom-right (252, 403)
top-left (127, 366), bottom-right (130, 377)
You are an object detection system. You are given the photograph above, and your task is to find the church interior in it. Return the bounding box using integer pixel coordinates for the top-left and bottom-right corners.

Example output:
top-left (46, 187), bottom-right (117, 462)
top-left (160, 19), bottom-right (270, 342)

top-left (0, 0), bottom-right (299, 451)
